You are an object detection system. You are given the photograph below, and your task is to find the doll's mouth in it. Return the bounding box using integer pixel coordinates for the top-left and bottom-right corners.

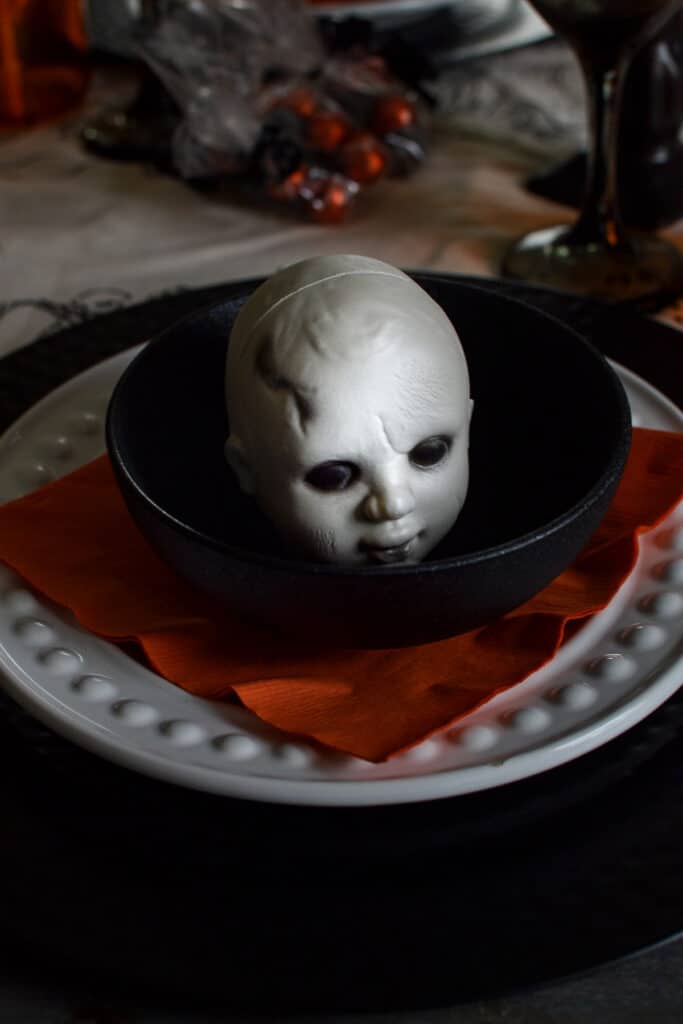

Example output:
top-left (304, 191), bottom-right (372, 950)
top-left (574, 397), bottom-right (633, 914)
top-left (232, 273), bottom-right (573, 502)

top-left (360, 534), bottom-right (421, 564)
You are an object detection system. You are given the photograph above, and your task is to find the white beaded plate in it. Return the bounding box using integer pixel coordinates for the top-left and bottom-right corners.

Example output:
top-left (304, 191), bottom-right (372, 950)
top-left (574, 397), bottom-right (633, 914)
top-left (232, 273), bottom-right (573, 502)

top-left (309, 0), bottom-right (501, 20)
top-left (0, 349), bottom-right (681, 806)
top-left (308, 0), bottom-right (551, 65)
top-left (310, 0), bottom-right (508, 25)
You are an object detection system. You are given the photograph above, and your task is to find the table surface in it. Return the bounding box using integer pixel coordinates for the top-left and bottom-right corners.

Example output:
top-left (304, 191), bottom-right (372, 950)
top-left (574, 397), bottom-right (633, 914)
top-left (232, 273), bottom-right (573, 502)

top-left (1, 21), bottom-right (683, 1023)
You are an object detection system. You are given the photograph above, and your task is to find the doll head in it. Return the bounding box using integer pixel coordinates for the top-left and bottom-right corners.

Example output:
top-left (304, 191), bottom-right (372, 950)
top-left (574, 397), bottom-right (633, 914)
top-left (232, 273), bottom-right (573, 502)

top-left (225, 254), bottom-right (472, 565)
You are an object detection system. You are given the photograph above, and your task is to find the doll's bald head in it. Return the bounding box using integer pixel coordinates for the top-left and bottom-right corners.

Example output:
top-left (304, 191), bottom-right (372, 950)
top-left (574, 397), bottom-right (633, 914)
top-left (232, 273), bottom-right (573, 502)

top-left (224, 255), bottom-right (472, 565)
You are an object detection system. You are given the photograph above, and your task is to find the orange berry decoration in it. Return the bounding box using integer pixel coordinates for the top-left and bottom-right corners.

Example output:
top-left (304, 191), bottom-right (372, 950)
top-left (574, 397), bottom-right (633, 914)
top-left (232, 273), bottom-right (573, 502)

top-left (371, 95), bottom-right (417, 136)
top-left (306, 110), bottom-right (351, 153)
top-left (297, 169), bottom-right (358, 224)
top-left (340, 132), bottom-right (389, 184)
top-left (308, 179), bottom-right (355, 224)
top-left (267, 167), bottom-right (307, 203)
top-left (272, 87), bottom-right (317, 119)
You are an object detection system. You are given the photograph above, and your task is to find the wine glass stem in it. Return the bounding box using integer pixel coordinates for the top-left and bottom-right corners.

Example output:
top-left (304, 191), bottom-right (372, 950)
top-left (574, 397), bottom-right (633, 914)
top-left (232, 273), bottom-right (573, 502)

top-left (571, 53), bottom-right (628, 247)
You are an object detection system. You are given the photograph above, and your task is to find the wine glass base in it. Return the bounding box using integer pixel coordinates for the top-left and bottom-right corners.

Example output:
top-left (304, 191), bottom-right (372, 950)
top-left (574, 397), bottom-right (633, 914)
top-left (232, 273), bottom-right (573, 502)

top-left (501, 225), bottom-right (683, 308)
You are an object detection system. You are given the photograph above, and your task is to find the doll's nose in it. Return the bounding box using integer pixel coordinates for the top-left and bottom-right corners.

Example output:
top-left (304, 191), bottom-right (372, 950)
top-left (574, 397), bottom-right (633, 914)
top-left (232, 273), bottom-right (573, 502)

top-left (363, 478), bottom-right (416, 522)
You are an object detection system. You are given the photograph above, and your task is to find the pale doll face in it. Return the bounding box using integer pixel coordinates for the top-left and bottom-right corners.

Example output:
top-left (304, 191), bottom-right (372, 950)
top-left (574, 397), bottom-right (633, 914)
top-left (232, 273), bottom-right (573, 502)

top-left (226, 313), bottom-right (471, 566)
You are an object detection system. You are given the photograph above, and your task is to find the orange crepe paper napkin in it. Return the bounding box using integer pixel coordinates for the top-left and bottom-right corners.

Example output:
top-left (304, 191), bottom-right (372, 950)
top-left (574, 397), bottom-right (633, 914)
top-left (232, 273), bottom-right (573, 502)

top-left (0, 426), bottom-right (681, 763)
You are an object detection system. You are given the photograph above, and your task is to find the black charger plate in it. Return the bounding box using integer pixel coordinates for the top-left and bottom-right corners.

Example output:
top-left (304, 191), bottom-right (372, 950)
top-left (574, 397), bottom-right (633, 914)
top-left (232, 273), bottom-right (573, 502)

top-left (0, 276), bottom-right (682, 1015)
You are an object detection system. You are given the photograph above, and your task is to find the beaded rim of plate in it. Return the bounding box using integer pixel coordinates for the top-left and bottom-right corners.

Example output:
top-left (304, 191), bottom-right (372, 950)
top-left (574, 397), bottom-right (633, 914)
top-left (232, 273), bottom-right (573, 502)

top-left (0, 349), bottom-right (681, 806)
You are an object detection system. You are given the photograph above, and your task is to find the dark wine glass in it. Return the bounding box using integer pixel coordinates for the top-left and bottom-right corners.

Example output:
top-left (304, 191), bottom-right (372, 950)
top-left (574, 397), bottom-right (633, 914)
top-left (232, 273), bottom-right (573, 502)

top-left (501, 0), bottom-right (683, 307)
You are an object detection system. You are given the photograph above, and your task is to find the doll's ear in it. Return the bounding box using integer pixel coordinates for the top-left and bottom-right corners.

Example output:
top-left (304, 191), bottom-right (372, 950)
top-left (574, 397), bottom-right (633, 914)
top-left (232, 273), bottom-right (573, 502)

top-left (468, 397), bottom-right (474, 422)
top-left (224, 436), bottom-right (254, 495)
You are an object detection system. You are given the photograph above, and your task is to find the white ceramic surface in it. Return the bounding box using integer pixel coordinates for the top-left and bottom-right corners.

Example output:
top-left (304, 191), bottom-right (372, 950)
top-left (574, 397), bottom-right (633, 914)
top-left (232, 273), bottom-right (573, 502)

top-left (309, 0), bottom-right (508, 21)
top-left (309, 0), bottom-right (552, 65)
top-left (447, 0), bottom-right (550, 62)
top-left (0, 348), bottom-right (681, 806)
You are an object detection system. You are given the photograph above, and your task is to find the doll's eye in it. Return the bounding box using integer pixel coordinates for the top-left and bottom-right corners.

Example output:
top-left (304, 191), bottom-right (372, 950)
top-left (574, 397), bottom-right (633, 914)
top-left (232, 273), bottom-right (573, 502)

top-left (409, 435), bottom-right (451, 468)
top-left (305, 461), bottom-right (359, 492)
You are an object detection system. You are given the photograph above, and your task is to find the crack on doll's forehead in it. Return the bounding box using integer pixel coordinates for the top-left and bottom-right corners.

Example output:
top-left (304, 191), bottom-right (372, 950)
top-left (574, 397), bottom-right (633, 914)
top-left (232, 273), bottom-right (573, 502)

top-left (375, 412), bottom-right (404, 454)
top-left (255, 336), bottom-right (315, 434)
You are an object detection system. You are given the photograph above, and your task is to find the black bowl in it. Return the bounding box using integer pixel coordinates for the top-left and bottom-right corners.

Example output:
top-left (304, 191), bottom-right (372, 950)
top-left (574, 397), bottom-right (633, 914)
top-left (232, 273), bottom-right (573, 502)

top-left (106, 274), bottom-right (631, 648)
